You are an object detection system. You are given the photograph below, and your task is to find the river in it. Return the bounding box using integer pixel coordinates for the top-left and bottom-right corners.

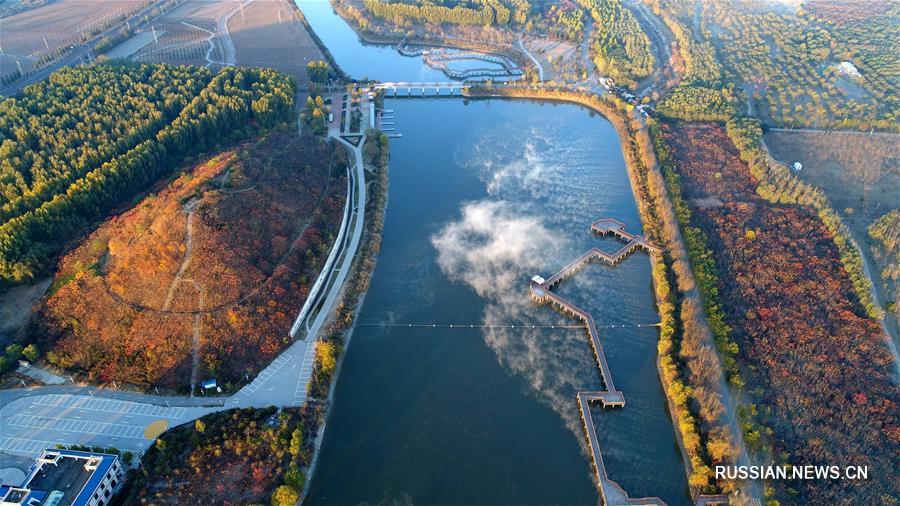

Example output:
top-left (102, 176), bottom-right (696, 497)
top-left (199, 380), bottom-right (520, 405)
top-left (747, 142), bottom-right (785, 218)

top-left (298, 0), bottom-right (452, 82)
top-left (296, 2), bottom-right (691, 504)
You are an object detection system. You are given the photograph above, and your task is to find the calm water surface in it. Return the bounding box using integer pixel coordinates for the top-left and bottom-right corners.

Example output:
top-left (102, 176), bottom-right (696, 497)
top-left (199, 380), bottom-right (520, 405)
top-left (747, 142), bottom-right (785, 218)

top-left (296, 3), bottom-right (691, 504)
top-left (296, 0), bottom-right (450, 82)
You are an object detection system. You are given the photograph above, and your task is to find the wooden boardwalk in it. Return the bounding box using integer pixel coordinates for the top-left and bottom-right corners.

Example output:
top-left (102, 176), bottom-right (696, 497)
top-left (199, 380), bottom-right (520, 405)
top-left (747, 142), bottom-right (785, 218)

top-left (422, 49), bottom-right (524, 80)
top-left (395, 37), bottom-right (523, 79)
top-left (530, 219), bottom-right (728, 506)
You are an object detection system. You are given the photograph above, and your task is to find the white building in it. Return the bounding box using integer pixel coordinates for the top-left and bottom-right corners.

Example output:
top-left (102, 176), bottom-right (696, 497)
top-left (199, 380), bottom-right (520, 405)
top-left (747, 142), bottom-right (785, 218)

top-left (838, 61), bottom-right (862, 78)
top-left (0, 449), bottom-right (125, 506)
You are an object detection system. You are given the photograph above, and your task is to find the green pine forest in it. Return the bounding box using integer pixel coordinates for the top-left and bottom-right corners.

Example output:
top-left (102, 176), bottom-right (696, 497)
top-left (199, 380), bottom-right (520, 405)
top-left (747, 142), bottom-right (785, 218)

top-left (0, 62), bottom-right (296, 285)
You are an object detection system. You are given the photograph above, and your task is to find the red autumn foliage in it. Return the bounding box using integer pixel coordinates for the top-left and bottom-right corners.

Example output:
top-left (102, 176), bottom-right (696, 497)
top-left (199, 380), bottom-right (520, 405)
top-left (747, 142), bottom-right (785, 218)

top-left (662, 123), bottom-right (899, 504)
top-left (34, 133), bottom-right (347, 392)
top-left (118, 407), bottom-right (313, 505)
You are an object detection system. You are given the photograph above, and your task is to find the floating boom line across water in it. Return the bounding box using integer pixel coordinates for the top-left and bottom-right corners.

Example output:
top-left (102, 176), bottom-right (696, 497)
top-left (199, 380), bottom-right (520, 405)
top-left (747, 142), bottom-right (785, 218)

top-left (355, 322), bottom-right (661, 329)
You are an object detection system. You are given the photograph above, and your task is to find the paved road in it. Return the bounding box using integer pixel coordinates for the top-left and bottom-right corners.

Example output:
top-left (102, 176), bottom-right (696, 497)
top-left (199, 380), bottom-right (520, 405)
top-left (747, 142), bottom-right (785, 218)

top-left (516, 36), bottom-right (543, 81)
top-left (0, 132), bottom-right (369, 464)
top-left (226, 132), bottom-right (367, 409)
top-left (0, 0), bottom-right (172, 96)
top-left (580, 18), bottom-right (595, 78)
top-left (218, 0), bottom-right (257, 66)
top-left (767, 127), bottom-right (899, 137)
top-left (626, 0), bottom-right (677, 98)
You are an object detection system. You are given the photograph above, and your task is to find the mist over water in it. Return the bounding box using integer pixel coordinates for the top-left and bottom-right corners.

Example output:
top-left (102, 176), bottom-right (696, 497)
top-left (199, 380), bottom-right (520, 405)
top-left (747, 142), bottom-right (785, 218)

top-left (433, 115), bottom-right (624, 436)
top-left (294, 5), bottom-right (688, 502)
top-left (306, 99), bottom-right (691, 505)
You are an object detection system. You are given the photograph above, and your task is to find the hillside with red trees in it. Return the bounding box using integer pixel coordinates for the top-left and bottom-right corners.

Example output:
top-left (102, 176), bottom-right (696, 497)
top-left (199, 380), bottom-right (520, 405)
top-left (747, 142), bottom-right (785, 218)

top-left (116, 407), bottom-right (313, 505)
top-left (660, 123), bottom-right (899, 504)
top-left (33, 133), bottom-right (347, 392)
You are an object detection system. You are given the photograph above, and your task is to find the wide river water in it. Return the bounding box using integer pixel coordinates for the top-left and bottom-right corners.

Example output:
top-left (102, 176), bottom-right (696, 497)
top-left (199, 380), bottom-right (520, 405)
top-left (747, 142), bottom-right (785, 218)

top-left (296, 2), bottom-right (691, 504)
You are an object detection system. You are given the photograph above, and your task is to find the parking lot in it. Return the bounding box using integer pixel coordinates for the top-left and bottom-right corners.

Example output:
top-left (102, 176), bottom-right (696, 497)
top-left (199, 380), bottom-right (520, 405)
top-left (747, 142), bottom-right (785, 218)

top-left (0, 393), bottom-right (214, 461)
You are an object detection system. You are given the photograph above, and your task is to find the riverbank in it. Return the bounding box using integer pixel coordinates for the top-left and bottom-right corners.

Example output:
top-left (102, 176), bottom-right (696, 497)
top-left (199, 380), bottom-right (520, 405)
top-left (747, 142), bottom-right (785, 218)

top-left (361, 30), bottom-right (523, 67)
top-left (327, 0), bottom-right (526, 71)
top-left (464, 85), bottom-right (752, 502)
top-left (292, 0), bottom-right (352, 82)
top-left (300, 132), bottom-right (389, 503)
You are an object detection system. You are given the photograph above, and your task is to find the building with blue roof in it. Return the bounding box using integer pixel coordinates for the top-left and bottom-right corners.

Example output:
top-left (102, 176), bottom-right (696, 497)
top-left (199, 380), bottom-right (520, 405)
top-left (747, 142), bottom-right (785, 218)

top-left (0, 449), bottom-right (124, 506)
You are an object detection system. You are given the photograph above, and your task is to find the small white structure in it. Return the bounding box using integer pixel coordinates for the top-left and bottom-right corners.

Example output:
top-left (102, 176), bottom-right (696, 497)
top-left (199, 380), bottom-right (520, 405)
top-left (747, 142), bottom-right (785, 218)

top-left (838, 61), bottom-right (862, 78)
top-left (531, 275), bottom-right (546, 285)
top-left (793, 162), bottom-right (803, 171)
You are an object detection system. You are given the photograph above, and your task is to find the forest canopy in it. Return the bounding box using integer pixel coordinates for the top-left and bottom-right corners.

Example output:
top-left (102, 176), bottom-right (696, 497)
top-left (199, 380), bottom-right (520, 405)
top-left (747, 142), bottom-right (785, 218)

top-left (657, 85), bottom-right (735, 121)
top-left (0, 62), bottom-right (297, 286)
top-left (578, 0), bottom-right (655, 86)
top-left (362, 0), bottom-right (497, 26)
top-left (678, 0), bottom-right (898, 130)
top-left (0, 64), bottom-right (211, 224)
top-left (118, 407), bottom-right (313, 505)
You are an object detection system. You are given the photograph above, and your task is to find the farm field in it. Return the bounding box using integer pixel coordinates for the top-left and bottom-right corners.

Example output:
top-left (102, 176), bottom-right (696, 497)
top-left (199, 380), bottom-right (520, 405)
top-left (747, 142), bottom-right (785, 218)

top-left (764, 130), bottom-right (900, 334)
top-left (0, 0), bottom-right (56, 17)
top-left (763, 131), bottom-right (899, 224)
top-left (32, 133), bottom-right (346, 393)
top-left (129, 0), bottom-right (237, 67)
top-left (660, 122), bottom-right (899, 505)
top-left (125, 0), bottom-right (324, 78)
top-left (228, 0), bottom-right (326, 85)
top-left (0, 0), bottom-right (149, 79)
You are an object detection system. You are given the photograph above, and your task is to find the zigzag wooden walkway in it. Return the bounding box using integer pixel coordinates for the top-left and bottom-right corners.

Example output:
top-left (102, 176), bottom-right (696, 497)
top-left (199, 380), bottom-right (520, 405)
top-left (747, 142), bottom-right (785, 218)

top-left (529, 218), bottom-right (728, 506)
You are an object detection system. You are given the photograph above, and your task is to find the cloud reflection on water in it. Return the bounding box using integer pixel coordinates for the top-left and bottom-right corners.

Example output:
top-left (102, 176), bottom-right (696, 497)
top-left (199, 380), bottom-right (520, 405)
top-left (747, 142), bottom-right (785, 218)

top-left (432, 117), bottom-right (618, 439)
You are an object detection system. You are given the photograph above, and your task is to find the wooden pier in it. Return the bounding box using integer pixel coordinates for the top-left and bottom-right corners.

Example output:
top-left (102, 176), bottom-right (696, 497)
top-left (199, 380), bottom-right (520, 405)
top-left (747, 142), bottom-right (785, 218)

top-left (531, 285), bottom-right (624, 407)
top-left (591, 218), bottom-right (660, 255)
top-left (530, 219), bottom-right (728, 506)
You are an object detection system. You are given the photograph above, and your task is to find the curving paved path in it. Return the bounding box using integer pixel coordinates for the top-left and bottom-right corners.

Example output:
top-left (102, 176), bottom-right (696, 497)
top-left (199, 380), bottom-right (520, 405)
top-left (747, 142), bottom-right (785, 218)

top-left (516, 36), bottom-right (543, 81)
top-left (218, 0), bottom-right (257, 66)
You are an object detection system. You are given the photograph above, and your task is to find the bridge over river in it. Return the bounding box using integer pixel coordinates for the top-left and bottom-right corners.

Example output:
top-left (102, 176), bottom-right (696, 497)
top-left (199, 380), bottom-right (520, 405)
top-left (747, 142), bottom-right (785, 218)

top-left (530, 219), bottom-right (729, 506)
top-left (372, 81), bottom-right (469, 97)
